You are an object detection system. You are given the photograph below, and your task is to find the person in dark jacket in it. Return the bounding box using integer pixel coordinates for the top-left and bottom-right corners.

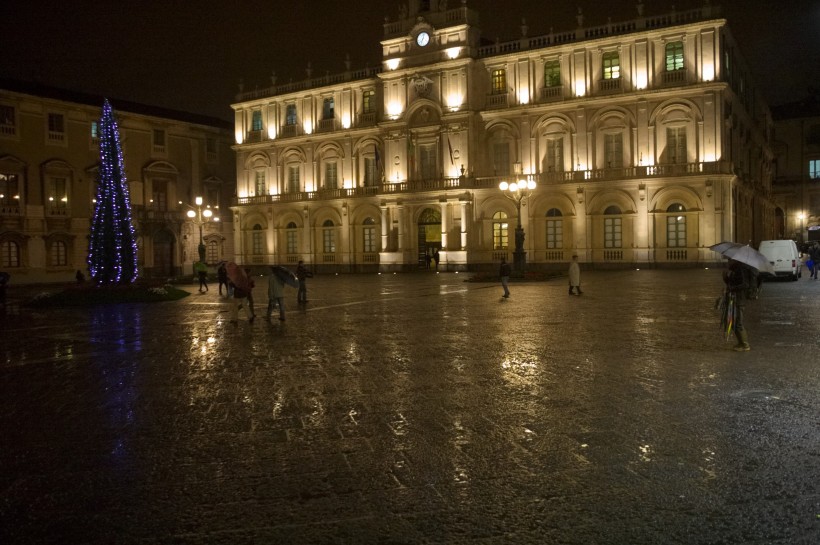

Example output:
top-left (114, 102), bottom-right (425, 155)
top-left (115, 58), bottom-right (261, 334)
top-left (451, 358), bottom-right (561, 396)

top-left (723, 259), bottom-right (753, 351)
top-left (296, 260), bottom-right (313, 303)
top-left (217, 262), bottom-right (229, 295)
top-left (499, 258), bottom-right (511, 298)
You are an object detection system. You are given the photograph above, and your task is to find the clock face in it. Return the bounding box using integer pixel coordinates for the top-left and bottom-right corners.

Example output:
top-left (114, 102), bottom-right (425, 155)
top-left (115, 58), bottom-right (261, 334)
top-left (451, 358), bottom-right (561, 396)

top-left (416, 32), bottom-right (430, 47)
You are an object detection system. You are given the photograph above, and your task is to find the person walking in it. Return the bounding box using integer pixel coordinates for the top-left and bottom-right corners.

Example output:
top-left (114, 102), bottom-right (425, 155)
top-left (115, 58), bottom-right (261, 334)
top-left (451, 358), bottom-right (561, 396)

top-left (296, 260), bottom-right (312, 303)
top-left (723, 258), bottom-right (753, 351)
top-left (568, 254), bottom-right (583, 295)
top-left (810, 243), bottom-right (820, 280)
top-left (499, 258), bottom-right (511, 298)
top-left (217, 262), bottom-right (229, 295)
top-left (195, 261), bottom-right (208, 292)
top-left (266, 267), bottom-right (288, 321)
top-left (433, 250), bottom-right (440, 270)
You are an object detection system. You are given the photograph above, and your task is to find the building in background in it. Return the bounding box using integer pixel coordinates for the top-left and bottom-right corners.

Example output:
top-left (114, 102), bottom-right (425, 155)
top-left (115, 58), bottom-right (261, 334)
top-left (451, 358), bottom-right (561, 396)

top-left (771, 90), bottom-right (820, 248)
top-left (230, 0), bottom-right (775, 272)
top-left (0, 80), bottom-right (235, 283)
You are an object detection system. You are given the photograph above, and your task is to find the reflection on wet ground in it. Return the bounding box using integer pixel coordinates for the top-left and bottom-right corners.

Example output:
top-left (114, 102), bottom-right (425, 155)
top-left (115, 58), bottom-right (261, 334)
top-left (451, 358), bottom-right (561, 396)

top-left (1, 269), bottom-right (819, 544)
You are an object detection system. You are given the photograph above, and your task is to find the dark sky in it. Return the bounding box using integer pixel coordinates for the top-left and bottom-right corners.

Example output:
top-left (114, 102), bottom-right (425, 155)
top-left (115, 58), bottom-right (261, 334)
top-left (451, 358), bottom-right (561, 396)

top-left (1, 0), bottom-right (816, 122)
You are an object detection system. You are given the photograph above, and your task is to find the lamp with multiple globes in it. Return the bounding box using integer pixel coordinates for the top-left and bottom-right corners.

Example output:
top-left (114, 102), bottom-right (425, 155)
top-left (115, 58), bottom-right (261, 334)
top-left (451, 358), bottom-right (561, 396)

top-left (499, 177), bottom-right (537, 272)
top-left (186, 196), bottom-right (219, 262)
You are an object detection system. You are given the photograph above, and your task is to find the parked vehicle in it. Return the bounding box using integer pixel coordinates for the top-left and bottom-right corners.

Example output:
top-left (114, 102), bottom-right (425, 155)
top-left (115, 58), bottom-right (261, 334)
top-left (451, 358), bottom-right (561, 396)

top-left (758, 240), bottom-right (802, 280)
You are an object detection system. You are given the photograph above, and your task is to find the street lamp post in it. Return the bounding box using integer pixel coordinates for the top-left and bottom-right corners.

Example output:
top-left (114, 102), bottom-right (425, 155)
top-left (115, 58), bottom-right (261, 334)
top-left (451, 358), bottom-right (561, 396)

top-left (499, 176), bottom-right (536, 272)
top-left (186, 196), bottom-right (218, 263)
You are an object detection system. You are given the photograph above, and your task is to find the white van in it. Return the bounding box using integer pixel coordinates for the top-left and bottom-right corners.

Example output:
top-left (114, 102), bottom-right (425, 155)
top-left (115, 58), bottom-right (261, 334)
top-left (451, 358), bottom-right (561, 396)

top-left (758, 240), bottom-right (802, 280)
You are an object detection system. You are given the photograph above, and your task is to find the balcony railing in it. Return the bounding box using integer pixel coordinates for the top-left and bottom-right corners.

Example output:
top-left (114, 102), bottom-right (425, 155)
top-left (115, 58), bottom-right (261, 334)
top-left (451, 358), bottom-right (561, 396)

top-left (486, 94), bottom-right (508, 109)
top-left (233, 161), bottom-right (733, 206)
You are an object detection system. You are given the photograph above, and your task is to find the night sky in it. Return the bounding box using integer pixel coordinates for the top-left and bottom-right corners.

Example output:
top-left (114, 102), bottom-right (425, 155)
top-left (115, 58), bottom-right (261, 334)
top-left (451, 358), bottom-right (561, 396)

top-left (1, 0), bottom-right (816, 122)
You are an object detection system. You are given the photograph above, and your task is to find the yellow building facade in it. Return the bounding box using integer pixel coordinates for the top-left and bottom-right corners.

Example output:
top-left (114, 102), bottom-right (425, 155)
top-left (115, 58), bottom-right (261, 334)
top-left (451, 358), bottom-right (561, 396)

top-left (231, 1), bottom-right (775, 272)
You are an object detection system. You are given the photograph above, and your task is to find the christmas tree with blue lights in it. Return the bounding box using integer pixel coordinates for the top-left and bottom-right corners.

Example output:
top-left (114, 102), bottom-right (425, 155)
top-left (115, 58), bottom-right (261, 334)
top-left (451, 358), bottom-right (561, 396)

top-left (87, 99), bottom-right (138, 284)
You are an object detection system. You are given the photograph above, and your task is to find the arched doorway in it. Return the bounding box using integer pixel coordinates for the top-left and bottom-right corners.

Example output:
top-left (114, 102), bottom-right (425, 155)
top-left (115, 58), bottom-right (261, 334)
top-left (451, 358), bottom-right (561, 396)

top-left (417, 207), bottom-right (441, 268)
top-left (152, 229), bottom-right (174, 277)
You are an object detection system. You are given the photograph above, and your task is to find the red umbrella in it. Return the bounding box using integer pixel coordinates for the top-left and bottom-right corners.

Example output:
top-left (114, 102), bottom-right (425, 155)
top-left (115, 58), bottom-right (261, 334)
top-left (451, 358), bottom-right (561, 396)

top-left (225, 262), bottom-right (251, 290)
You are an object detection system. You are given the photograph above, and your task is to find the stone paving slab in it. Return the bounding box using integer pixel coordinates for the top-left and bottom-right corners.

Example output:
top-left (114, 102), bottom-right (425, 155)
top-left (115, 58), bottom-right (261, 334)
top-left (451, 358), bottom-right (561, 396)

top-left (1, 269), bottom-right (819, 544)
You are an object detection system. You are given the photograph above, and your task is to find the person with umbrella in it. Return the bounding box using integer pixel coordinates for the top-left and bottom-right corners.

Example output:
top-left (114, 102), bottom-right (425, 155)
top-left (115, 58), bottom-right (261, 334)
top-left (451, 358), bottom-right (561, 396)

top-left (194, 260), bottom-right (209, 293)
top-left (722, 258), bottom-right (754, 351)
top-left (296, 260), bottom-right (313, 303)
top-left (267, 266), bottom-right (295, 321)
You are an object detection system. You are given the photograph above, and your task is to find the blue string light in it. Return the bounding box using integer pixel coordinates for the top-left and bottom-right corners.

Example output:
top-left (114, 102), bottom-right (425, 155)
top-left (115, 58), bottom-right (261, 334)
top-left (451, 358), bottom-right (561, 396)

top-left (87, 100), bottom-right (138, 284)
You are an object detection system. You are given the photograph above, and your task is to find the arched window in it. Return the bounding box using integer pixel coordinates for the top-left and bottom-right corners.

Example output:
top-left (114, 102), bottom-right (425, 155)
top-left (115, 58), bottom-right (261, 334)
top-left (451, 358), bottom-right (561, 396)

top-left (286, 221), bottom-right (298, 254)
top-left (604, 205), bottom-right (622, 248)
top-left (0, 240), bottom-right (20, 268)
top-left (666, 203), bottom-right (686, 248)
top-left (322, 219), bottom-right (336, 253)
top-left (545, 208), bottom-right (563, 249)
top-left (251, 224), bottom-right (264, 255)
top-left (50, 240), bottom-right (67, 267)
top-left (363, 217), bottom-right (377, 253)
top-left (493, 211), bottom-right (509, 250)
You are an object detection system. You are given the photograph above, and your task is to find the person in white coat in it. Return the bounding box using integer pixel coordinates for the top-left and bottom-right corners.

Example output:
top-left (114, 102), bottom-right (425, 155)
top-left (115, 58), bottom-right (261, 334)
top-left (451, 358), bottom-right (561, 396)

top-left (568, 254), bottom-right (582, 295)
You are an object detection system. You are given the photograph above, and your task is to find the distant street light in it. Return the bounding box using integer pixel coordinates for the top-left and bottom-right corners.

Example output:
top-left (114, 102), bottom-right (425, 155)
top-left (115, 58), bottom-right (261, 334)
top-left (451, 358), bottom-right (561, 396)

top-left (499, 174), bottom-right (536, 272)
top-left (186, 196), bottom-right (219, 262)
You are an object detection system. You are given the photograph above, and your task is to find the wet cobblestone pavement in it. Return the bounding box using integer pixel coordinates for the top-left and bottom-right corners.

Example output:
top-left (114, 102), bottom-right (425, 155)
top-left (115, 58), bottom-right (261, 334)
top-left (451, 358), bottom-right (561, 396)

top-left (1, 269), bottom-right (819, 544)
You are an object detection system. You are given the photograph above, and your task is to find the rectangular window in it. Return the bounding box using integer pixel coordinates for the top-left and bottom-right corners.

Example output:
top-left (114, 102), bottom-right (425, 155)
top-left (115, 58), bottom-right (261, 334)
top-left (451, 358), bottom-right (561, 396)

top-left (323, 228), bottom-right (335, 253)
top-left (153, 129), bottom-right (166, 152)
top-left (363, 227), bottom-right (376, 253)
top-left (0, 105), bottom-right (15, 136)
top-left (493, 219), bottom-right (509, 249)
top-left (47, 113), bottom-right (65, 143)
top-left (322, 98), bottom-right (335, 119)
top-left (0, 174), bottom-right (19, 206)
top-left (152, 180), bottom-right (167, 211)
top-left (288, 165), bottom-right (300, 192)
top-left (251, 110), bottom-right (263, 131)
top-left (665, 41), bottom-right (684, 71)
top-left (545, 138), bottom-right (563, 172)
top-left (546, 219), bottom-right (563, 249)
top-left (544, 60), bottom-right (561, 87)
top-left (604, 133), bottom-right (623, 168)
top-left (493, 142), bottom-right (510, 175)
top-left (362, 90), bottom-right (375, 114)
top-left (252, 231), bottom-right (264, 255)
top-left (285, 104), bottom-right (297, 126)
top-left (604, 217), bottom-right (622, 248)
top-left (286, 230), bottom-right (298, 254)
top-left (324, 161), bottom-right (338, 189)
top-left (90, 121), bottom-right (99, 141)
top-left (206, 137), bottom-right (217, 162)
top-left (667, 216), bottom-right (686, 247)
top-left (491, 69), bottom-right (507, 94)
top-left (810, 159), bottom-right (820, 179)
top-left (667, 127), bottom-right (687, 164)
top-left (206, 240), bottom-right (219, 264)
top-left (49, 177), bottom-right (67, 209)
top-left (1, 240), bottom-right (20, 268)
top-left (364, 157), bottom-right (378, 186)
top-left (50, 241), bottom-right (67, 266)
top-left (603, 52), bottom-right (620, 80)
top-left (419, 144), bottom-right (437, 179)
top-left (254, 171), bottom-right (266, 196)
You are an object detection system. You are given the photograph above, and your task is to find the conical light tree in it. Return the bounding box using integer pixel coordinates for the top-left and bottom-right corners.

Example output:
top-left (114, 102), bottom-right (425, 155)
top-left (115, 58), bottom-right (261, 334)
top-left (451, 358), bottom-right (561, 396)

top-left (87, 99), bottom-right (138, 284)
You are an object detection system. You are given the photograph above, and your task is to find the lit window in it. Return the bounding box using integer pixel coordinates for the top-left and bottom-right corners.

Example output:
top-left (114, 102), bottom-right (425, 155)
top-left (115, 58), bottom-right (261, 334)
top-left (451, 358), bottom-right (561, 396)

top-left (1, 240), bottom-right (20, 268)
top-left (604, 133), bottom-right (623, 168)
top-left (251, 110), bottom-right (263, 131)
top-left (324, 161), bottom-right (338, 190)
top-left (362, 90), bottom-right (375, 114)
top-left (491, 69), bottom-right (507, 94)
top-left (493, 211), bottom-right (509, 250)
top-left (665, 41), bottom-right (684, 71)
top-left (603, 52), bottom-right (620, 80)
top-left (254, 171), bottom-right (266, 196)
top-left (288, 165), bottom-right (300, 192)
top-left (667, 127), bottom-right (687, 164)
top-left (322, 98), bottom-right (335, 120)
top-left (544, 60), bottom-right (561, 87)
top-left (285, 104), bottom-right (297, 126)
top-left (810, 160), bottom-right (820, 179)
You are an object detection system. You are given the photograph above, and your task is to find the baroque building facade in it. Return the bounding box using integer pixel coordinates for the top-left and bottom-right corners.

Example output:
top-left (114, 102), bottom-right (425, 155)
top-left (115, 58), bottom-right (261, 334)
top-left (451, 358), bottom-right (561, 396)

top-left (231, 1), bottom-right (775, 272)
top-left (0, 80), bottom-right (235, 283)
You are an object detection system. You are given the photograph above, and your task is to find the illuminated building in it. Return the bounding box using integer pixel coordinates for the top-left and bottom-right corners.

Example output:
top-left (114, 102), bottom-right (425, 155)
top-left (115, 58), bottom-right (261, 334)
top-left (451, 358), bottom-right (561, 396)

top-left (231, 1), bottom-right (775, 271)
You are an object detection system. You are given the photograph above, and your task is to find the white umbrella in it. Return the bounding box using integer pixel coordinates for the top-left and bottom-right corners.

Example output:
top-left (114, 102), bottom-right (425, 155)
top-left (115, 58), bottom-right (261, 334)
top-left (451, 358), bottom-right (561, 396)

top-left (710, 242), bottom-right (775, 274)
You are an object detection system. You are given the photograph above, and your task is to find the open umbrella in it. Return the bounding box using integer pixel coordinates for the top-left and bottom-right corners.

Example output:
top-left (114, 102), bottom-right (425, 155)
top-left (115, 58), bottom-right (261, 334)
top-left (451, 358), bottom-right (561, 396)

top-left (270, 265), bottom-right (299, 288)
top-left (226, 261), bottom-right (251, 290)
top-left (709, 242), bottom-right (775, 274)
